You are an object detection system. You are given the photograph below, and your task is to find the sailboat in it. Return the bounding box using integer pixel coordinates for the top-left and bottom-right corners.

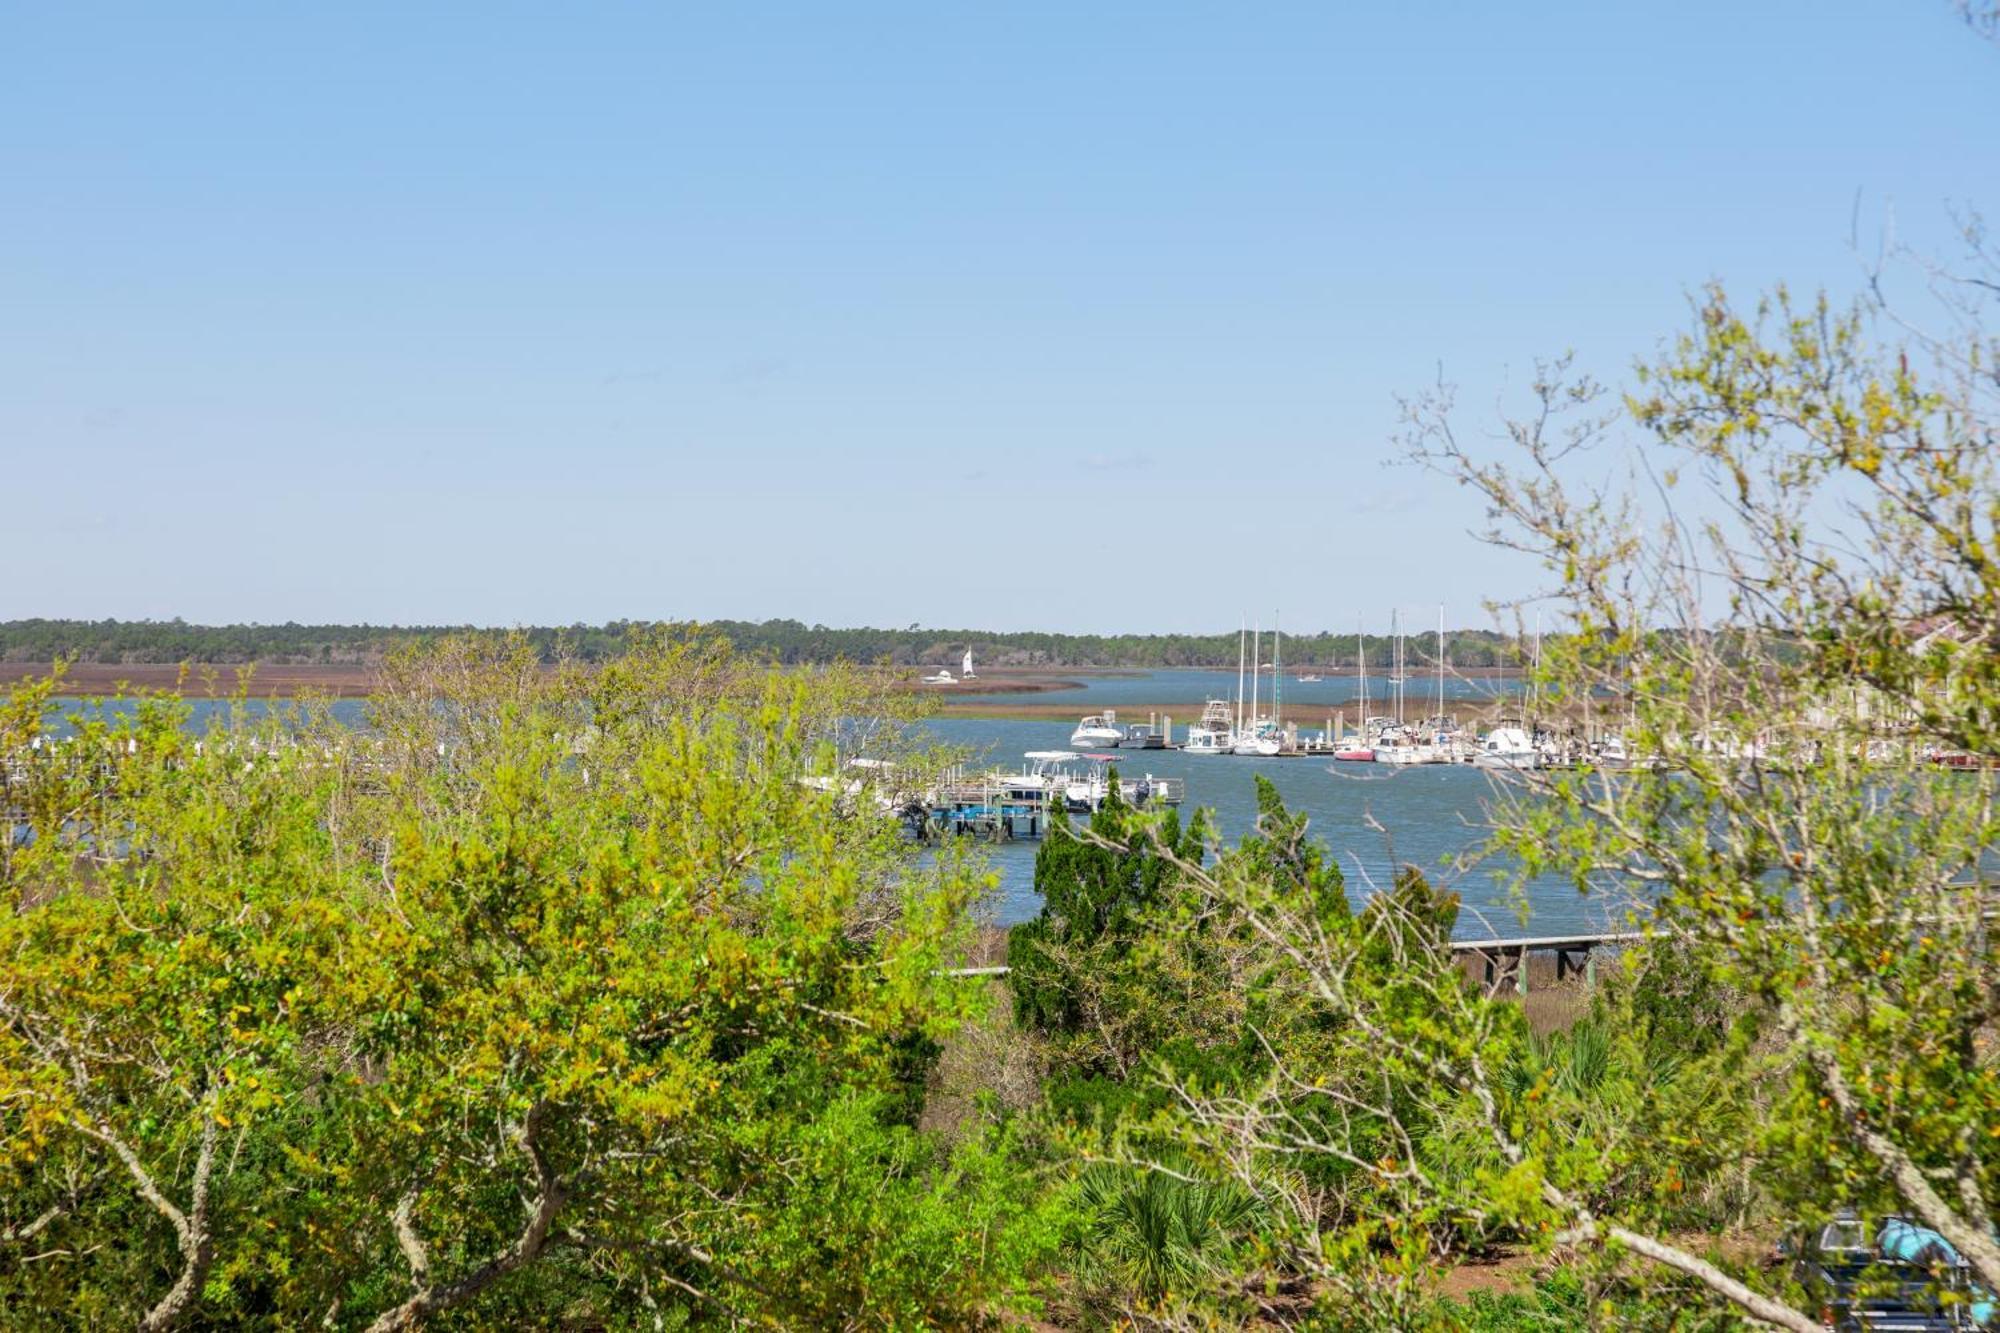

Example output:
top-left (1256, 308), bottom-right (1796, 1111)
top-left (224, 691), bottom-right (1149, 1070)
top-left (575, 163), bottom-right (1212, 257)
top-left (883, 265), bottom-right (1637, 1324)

top-left (1232, 618), bottom-right (1282, 755)
top-left (1374, 609), bottom-right (1447, 765)
top-left (1332, 620), bottom-right (1374, 761)
top-left (961, 648), bottom-right (976, 680)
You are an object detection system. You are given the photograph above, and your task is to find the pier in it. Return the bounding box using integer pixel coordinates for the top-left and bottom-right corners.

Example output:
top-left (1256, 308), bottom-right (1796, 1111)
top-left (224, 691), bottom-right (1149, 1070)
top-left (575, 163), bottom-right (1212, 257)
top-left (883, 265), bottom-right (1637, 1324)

top-left (944, 928), bottom-right (1644, 989)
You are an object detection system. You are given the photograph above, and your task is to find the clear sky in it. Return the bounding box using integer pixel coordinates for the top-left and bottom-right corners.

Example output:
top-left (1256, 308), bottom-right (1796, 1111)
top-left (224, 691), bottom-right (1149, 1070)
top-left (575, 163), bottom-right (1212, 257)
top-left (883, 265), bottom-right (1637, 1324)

top-left (5, 3), bottom-right (1995, 634)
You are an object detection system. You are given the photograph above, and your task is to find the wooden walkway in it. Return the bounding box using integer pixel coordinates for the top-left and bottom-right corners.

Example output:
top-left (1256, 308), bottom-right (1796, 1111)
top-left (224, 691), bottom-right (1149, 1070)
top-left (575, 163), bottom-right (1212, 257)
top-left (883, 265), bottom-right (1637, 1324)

top-left (946, 928), bottom-right (1644, 995)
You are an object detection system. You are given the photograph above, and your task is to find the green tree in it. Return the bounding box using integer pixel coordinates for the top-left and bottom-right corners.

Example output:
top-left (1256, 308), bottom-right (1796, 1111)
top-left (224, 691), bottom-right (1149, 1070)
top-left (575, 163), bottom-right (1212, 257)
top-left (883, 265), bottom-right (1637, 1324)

top-left (0, 636), bottom-right (1059, 1327)
top-left (1389, 232), bottom-right (2000, 1323)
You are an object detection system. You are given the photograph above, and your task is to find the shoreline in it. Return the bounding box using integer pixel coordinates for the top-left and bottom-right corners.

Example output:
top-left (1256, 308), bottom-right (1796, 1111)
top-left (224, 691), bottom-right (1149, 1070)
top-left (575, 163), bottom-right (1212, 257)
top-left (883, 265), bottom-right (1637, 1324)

top-left (3, 660), bottom-right (1527, 704)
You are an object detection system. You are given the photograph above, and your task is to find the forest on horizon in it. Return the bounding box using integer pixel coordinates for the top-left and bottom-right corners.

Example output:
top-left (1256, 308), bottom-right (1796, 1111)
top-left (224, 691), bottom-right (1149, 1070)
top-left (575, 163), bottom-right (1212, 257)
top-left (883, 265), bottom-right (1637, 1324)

top-left (0, 617), bottom-right (1534, 670)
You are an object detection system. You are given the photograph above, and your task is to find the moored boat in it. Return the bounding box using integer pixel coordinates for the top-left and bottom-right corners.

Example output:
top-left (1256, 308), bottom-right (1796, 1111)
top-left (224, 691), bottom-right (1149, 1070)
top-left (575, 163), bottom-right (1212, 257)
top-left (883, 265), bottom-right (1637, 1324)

top-left (1069, 713), bottom-right (1125, 749)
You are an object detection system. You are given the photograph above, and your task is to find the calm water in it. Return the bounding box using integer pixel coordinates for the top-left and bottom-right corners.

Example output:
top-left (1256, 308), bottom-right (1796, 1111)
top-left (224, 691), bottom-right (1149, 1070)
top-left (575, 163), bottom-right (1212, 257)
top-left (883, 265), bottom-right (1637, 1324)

top-left (34, 696), bottom-right (1628, 940)
top-left (957, 666), bottom-right (1522, 713)
top-left (923, 716), bottom-right (1640, 938)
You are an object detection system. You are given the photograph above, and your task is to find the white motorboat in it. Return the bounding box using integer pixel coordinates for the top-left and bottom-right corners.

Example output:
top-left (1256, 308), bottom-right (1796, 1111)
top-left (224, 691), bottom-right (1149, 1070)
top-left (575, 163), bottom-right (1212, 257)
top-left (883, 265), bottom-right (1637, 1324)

top-left (1372, 725), bottom-right (1445, 765)
top-left (987, 750), bottom-right (1082, 801)
top-left (1473, 724), bottom-right (1539, 770)
top-left (921, 668), bottom-right (955, 685)
top-left (1182, 699), bottom-right (1235, 756)
top-left (1069, 712), bottom-right (1125, 748)
top-left (1182, 727), bottom-right (1231, 756)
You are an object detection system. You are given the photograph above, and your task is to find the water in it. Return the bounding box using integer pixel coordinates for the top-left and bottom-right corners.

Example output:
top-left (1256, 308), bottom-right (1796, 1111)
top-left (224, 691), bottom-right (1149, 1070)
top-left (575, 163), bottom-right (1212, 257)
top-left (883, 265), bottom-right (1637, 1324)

top-left (958, 667), bottom-right (1522, 712)
top-left (29, 696), bottom-right (1627, 941)
top-left (922, 716), bottom-right (1641, 938)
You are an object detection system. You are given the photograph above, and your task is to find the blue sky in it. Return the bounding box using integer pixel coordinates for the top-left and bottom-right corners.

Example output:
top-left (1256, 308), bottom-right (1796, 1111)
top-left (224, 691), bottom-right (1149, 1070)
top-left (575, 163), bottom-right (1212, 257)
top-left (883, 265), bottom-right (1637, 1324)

top-left (5, 2), bottom-right (1995, 634)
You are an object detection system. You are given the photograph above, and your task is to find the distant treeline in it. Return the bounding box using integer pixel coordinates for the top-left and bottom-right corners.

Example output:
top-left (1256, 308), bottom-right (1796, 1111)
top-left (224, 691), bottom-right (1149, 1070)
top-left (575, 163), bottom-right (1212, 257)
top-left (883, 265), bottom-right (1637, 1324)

top-left (0, 618), bottom-right (1537, 670)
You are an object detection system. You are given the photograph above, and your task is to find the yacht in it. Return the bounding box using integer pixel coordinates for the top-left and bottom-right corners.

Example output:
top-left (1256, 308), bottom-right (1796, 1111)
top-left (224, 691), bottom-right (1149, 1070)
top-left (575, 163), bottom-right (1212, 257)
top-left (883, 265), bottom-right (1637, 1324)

top-left (1182, 699), bottom-right (1235, 756)
top-left (1331, 733), bottom-right (1375, 762)
top-left (1373, 725), bottom-right (1445, 766)
top-left (1183, 727), bottom-right (1231, 756)
top-left (1230, 720), bottom-right (1283, 757)
top-left (1473, 724), bottom-right (1539, 770)
top-left (1069, 713), bottom-right (1125, 749)
top-left (988, 750), bottom-right (1082, 802)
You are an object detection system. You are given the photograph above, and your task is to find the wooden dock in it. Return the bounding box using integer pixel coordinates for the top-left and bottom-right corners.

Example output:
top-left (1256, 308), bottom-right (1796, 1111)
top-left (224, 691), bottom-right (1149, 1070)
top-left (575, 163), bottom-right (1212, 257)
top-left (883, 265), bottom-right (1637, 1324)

top-left (947, 928), bottom-right (1644, 993)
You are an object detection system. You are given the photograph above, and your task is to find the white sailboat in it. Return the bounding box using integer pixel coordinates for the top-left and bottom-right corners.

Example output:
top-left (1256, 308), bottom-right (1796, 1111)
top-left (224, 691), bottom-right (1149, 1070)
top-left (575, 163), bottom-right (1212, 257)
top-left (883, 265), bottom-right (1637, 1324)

top-left (961, 648), bottom-right (976, 679)
top-left (1332, 619), bottom-right (1373, 761)
top-left (1374, 608), bottom-right (1450, 764)
top-left (1233, 618), bottom-right (1282, 755)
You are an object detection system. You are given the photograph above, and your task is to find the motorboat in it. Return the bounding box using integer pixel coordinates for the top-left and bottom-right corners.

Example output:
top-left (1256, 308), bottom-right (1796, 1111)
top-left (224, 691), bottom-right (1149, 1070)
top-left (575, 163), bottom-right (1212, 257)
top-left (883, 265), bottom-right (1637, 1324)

top-left (1330, 734), bottom-right (1374, 762)
top-left (1069, 712), bottom-right (1125, 748)
top-left (1296, 672), bottom-right (1322, 683)
top-left (1373, 725), bottom-right (1446, 765)
top-left (1182, 699), bottom-right (1234, 756)
top-left (921, 668), bottom-right (955, 685)
top-left (1183, 726), bottom-right (1232, 756)
top-left (1473, 724), bottom-right (1539, 770)
top-left (988, 750), bottom-right (1083, 802)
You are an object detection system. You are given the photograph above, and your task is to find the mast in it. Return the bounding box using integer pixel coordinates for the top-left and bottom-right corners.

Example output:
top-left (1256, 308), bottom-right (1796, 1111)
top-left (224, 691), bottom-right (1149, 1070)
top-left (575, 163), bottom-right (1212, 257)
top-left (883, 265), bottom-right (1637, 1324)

top-left (1357, 617), bottom-right (1367, 738)
top-left (1532, 609), bottom-right (1542, 738)
top-left (1436, 604), bottom-right (1445, 733)
top-left (1272, 611), bottom-right (1282, 728)
top-left (1393, 609), bottom-right (1404, 726)
top-left (1235, 617), bottom-right (1247, 736)
top-left (1249, 619), bottom-right (1261, 732)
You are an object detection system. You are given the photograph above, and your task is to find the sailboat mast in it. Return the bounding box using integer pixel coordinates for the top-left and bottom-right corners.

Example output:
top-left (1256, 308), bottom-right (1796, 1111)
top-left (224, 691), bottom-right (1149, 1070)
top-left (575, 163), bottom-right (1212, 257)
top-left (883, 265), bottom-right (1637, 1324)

top-left (1236, 618), bottom-right (1246, 736)
top-left (1436, 604), bottom-right (1445, 728)
top-left (1394, 609), bottom-right (1404, 726)
top-left (1272, 611), bottom-right (1282, 728)
top-left (1250, 619), bottom-right (1261, 729)
top-left (1356, 617), bottom-right (1367, 737)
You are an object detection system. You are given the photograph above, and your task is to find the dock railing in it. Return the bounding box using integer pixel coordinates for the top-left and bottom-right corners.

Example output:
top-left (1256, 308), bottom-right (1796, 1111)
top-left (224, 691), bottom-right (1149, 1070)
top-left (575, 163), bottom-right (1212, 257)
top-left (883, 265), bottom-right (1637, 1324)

top-left (945, 928), bottom-right (1646, 996)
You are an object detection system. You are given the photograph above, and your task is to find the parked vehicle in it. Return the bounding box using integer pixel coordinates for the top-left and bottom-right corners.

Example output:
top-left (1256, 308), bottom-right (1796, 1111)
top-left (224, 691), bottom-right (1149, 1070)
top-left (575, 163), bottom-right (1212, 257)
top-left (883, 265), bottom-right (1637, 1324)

top-left (1782, 1211), bottom-right (1994, 1330)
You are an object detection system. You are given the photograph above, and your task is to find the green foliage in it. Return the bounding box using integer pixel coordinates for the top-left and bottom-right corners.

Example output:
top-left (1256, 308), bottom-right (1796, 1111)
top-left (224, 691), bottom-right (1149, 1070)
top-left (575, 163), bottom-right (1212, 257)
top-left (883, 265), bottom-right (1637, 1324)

top-left (0, 616), bottom-right (1539, 671)
top-left (1008, 774), bottom-right (1202, 1045)
top-left (1071, 1158), bottom-right (1263, 1310)
top-left (0, 637), bottom-right (1055, 1328)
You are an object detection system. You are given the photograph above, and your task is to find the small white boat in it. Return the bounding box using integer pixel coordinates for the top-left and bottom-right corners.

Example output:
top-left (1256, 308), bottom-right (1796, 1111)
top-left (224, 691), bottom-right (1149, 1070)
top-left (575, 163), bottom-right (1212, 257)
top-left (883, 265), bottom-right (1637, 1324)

top-left (1183, 726), bottom-right (1231, 756)
top-left (1297, 673), bottom-right (1323, 683)
top-left (1373, 726), bottom-right (1445, 765)
top-left (1231, 721), bottom-right (1282, 757)
top-left (988, 750), bottom-right (1082, 800)
top-left (1069, 713), bottom-right (1125, 749)
top-left (921, 668), bottom-right (955, 685)
top-left (960, 649), bottom-right (976, 679)
top-left (1473, 725), bottom-right (1539, 770)
top-left (1182, 699), bottom-right (1234, 756)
